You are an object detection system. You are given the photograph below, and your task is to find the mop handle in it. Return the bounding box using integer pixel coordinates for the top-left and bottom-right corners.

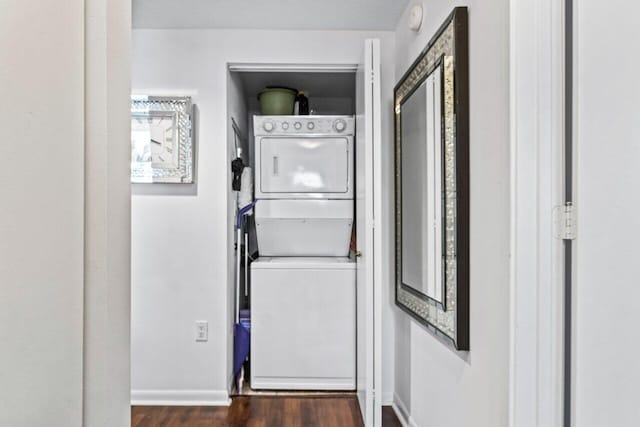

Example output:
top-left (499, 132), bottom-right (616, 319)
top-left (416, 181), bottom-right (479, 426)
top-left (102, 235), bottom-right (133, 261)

top-left (235, 227), bottom-right (242, 324)
top-left (236, 201), bottom-right (256, 229)
top-left (235, 200), bottom-right (256, 324)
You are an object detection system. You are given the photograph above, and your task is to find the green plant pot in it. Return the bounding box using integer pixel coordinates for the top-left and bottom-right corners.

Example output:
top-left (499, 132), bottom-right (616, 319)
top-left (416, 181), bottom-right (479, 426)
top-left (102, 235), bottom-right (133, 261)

top-left (258, 88), bottom-right (297, 115)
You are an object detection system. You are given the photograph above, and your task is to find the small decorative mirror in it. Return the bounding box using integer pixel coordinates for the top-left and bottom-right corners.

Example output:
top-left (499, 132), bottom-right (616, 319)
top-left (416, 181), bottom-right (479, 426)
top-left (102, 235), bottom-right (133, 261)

top-left (394, 7), bottom-right (469, 350)
top-left (131, 96), bottom-right (194, 183)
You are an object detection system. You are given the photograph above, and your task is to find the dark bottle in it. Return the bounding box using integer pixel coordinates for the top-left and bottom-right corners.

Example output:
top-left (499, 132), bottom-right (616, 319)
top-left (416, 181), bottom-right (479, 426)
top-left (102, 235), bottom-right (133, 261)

top-left (296, 91), bottom-right (309, 115)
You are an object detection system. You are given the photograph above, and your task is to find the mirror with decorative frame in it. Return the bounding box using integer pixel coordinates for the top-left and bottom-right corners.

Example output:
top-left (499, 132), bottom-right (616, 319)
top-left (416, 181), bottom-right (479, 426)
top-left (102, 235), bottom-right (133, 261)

top-left (394, 7), bottom-right (469, 350)
top-left (131, 96), bottom-right (194, 184)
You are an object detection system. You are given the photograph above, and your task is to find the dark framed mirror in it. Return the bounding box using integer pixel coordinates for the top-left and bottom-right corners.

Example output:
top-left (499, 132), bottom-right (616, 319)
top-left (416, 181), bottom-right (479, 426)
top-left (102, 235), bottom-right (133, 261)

top-left (394, 7), bottom-right (469, 350)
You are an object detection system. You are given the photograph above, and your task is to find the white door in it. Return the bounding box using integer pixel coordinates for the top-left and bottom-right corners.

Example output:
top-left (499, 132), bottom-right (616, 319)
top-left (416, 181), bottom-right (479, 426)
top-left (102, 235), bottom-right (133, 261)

top-left (356, 39), bottom-right (382, 427)
top-left (572, 1), bottom-right (640, 426)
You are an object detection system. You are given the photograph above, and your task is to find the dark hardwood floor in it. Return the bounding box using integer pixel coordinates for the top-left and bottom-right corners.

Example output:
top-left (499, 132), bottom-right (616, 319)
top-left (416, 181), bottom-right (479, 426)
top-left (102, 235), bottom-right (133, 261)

top-left (381, 406), bottom-right (403, 427)
top-left (132, 396), bottom-right (402, 427)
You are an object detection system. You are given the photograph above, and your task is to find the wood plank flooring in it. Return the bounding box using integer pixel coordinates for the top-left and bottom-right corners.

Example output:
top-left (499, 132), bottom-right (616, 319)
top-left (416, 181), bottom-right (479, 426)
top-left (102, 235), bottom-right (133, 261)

top-left (131, 396), bottom-right (402, 427)
top-left (382, 406), bottom-right (402, 427)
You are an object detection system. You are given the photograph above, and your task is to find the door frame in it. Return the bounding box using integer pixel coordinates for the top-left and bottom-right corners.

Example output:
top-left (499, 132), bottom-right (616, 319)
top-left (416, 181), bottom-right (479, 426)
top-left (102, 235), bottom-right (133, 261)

top-left (508, 0), bottom-right (567, 426)
top-left (366, 38), bottom-right (383, 427)
top-left (225, 62), bottom-right (358, 394)
top-left (225, 62), bottom-right (383, 424)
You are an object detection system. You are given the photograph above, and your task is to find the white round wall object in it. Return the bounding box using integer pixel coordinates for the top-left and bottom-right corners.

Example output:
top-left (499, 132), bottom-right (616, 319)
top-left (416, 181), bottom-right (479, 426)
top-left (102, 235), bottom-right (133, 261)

top-left (408, 4), bottom-right (423, 32)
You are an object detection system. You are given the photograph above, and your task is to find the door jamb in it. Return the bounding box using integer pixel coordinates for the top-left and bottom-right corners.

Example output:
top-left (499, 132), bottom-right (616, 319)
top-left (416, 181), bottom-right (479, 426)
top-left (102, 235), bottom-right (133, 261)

top-left (508, 0), bottom-right (566, 426)
top-left (370, 38), bottom-right (383, 427)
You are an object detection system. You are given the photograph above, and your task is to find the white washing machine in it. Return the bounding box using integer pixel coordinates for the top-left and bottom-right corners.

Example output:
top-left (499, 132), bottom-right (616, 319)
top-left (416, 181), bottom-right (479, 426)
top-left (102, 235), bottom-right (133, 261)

top-left (250, 115), bottom-right (356, 390)
top-left (250, 257), bottom-right (356, 390)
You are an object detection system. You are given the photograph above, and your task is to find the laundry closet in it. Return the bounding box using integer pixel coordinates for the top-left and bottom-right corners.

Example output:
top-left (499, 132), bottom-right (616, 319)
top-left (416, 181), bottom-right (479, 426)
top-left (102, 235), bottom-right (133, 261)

top-left (228, 69), bottom-right (359, 392)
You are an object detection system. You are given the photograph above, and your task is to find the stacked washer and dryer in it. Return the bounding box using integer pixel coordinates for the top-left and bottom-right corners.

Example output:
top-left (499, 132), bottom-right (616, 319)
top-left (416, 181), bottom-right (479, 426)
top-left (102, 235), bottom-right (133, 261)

top-left (250, 115), bottom-right (356, 390)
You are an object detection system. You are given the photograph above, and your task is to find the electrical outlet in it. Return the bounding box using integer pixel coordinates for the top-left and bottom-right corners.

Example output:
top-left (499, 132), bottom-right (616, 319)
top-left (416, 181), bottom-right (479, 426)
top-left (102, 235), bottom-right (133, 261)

top-left (195, 321), bottom-right (208, 342)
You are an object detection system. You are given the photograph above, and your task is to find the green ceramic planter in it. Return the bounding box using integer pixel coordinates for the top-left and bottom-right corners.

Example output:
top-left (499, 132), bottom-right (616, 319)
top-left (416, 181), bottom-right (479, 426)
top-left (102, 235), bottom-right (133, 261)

top-left (258, 87), bottom-right (297, 115)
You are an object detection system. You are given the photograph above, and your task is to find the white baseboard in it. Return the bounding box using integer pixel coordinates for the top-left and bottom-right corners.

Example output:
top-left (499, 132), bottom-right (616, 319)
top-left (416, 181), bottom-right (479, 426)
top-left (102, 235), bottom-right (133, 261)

top-left (381, 391), bottom-right (394, 405)
top-left (131, 389), bottom-right (231, 406)
top-left (392, 393), bottom-right (418, 427)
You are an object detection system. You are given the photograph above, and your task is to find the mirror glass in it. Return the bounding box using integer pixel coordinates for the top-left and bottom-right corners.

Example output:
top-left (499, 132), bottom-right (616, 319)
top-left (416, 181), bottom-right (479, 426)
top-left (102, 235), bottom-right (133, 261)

top-left (400, 65), bottom-right (444, 306)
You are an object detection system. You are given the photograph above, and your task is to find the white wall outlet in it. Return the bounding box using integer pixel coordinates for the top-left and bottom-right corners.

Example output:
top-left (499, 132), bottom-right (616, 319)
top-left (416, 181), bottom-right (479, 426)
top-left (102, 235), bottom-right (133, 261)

top-left (195, 321), bottom-right (208, 342)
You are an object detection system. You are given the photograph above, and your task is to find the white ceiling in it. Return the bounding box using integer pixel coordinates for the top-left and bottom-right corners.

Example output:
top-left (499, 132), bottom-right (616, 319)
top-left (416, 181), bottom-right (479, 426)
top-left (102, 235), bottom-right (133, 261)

top-left (133, 0), bottom-right (409, 30)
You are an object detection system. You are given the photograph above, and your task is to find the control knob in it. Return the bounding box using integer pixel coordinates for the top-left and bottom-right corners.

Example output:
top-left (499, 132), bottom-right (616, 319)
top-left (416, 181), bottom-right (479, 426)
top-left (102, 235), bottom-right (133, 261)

top-left (263, 120), bottom-right (275, 132)
top-left (294, 122), bottom-right (302, 130)
top-left (307, 122), bottom-right (315, 130)
top-left (334, 119), bottom-right (347, 132)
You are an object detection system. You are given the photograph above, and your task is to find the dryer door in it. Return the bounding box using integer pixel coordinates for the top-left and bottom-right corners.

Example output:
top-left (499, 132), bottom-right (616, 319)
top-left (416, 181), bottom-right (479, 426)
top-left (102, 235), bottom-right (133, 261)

top-left (256, 137), bottom-right (353, 199)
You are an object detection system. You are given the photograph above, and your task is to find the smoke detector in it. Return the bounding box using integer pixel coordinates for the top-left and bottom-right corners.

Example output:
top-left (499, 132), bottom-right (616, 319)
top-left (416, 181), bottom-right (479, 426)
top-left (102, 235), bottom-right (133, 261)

top-left (408, 4), bottom-right (423, 32)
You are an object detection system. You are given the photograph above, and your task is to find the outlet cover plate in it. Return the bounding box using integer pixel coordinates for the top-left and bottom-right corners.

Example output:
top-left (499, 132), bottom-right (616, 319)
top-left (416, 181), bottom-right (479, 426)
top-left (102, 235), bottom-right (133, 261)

top-left (195, 321), bottom-right (208, 342)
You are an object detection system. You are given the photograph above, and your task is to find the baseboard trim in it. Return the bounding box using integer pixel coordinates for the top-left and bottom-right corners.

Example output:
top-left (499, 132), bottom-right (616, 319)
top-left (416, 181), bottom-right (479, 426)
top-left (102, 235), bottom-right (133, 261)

top-left (131, 390), bottom-right (231, 406)
top-left (392, 393), bottom-right (418, 427)
top-left (381, 391), bottom-right (394, 405)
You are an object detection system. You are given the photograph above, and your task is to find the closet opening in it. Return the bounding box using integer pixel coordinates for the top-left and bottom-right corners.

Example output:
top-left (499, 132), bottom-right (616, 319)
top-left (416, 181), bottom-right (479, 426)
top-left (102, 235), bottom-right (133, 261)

top-left (226, 66), bottom-right (359, 397)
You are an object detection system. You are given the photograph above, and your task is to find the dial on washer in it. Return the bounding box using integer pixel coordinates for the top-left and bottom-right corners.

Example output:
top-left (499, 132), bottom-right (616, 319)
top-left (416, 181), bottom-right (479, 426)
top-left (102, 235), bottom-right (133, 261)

top-left (263, 120), bottom-right (275, 132)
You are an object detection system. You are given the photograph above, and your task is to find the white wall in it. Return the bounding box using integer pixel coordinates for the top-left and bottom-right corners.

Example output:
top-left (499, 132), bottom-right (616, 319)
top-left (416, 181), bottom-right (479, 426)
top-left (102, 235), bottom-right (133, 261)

top-left (0, 2), bottom-right (84, 425)
top-left (0, 1), bottom-right (131, 426)
top-left (572, 1), bottom-right (640, 425)
top-left (131, 28), bottom-right (397, 404)
top-left (393, 2), bottom-right (511, 426)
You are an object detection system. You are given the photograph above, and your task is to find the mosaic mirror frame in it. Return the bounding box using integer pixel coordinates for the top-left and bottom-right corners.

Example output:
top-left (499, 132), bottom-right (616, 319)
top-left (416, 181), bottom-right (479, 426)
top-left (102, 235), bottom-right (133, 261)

top-left (131, 96), bottom-right (194, 183)
top-left (394, 7), bottom-right (469, 350)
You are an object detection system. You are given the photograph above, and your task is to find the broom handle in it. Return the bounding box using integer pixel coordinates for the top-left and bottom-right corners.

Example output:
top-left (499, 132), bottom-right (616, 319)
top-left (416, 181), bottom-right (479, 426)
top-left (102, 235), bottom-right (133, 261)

top-left (236, 226), bottom-right (242, 324)
top-left (244, 232), bottom-right (249, 297)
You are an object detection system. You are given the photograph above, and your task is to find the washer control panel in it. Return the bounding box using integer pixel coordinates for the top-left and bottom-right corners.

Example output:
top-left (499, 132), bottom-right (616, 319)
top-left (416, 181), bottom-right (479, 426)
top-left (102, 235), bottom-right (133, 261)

top-left (254, 115), bottom-right (355, 136)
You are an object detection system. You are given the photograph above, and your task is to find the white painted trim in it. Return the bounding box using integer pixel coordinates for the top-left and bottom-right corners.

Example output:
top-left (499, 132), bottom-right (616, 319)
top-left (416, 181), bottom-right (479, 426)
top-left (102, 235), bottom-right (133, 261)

top-left (131, 390), bottom-right (231, 407)
top-left (390, 404), bottom-right (410, 427)
top-left (391, 393), bottom-right (417, 427)
top-left (370, 37), bottom-right (384, 427)
top-left (83, 1), bottom-right (132, 425)
top-left (227, 63), bottom-right (358, 73)
top-left (509, 0), bottom-right (566, 426)
top-left (381, 391), bottom-right (394, 406)
top-left (355, 38), bottom-right (382, 427)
